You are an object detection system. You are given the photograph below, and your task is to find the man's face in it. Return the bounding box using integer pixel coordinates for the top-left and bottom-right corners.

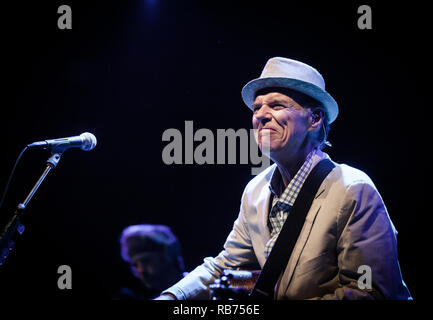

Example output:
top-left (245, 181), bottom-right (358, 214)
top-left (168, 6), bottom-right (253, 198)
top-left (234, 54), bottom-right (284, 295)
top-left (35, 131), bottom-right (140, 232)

top-left (130, 252), bottom-right (173, 291)
top-left (252, 91), bottom-right (311, 158)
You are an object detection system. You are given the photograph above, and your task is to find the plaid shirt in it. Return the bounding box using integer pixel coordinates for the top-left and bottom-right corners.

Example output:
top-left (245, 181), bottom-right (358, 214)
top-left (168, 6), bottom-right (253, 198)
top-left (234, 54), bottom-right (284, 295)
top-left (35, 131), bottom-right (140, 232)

top-left (264, 149), bottom-right (317, 259)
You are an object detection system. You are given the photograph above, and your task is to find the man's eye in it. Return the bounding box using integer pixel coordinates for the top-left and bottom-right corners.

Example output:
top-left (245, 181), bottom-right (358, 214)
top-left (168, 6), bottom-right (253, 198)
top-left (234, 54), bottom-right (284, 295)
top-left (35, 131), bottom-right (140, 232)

top-left (272, 104), bottom-right (285, 109)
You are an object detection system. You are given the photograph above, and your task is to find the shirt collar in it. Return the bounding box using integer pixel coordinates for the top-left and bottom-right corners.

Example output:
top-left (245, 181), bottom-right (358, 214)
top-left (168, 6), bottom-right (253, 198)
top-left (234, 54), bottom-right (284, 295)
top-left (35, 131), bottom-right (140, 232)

top-left (268, 148), bottom-right (324, 206)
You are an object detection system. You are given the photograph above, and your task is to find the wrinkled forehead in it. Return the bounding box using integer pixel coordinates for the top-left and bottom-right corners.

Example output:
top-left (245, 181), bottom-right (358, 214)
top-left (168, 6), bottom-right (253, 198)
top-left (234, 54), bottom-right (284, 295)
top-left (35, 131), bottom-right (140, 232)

top-left (253, 92), bottom-right (295, 105)
top-left (254, 87), bottom-right (320, 108)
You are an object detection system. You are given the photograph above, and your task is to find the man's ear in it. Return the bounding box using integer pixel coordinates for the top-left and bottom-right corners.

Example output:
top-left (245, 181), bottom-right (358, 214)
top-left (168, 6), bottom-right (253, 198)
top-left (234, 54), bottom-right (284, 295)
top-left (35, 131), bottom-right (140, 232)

top-left (310, 110), bottom-right (324, 129)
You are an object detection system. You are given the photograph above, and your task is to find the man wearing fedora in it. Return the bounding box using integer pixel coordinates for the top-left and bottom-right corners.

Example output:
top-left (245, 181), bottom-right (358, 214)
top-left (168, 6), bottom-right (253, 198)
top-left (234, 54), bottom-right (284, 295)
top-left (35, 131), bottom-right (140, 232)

top-left (156, 57), bottom-right (412, 300)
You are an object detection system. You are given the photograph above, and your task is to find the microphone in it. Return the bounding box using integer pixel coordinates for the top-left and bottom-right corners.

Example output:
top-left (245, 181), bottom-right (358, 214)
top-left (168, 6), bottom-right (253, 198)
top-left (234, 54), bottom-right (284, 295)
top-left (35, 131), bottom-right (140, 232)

top-left (27, 132), bottom-right (97, 152)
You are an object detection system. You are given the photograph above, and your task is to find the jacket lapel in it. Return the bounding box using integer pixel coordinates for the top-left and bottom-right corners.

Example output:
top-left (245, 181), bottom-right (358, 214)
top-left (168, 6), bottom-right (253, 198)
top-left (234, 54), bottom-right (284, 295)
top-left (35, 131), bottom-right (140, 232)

top-left (276, 179), bottom-right (328, 296)
top-left (255, 169), bottom-right (275, 268)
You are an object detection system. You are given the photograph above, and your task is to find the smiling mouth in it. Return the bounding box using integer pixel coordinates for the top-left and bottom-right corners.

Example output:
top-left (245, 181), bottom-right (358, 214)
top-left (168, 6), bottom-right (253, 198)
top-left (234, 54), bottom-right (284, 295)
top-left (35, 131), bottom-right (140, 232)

top-left (259, 127), bottom-right (277, 133)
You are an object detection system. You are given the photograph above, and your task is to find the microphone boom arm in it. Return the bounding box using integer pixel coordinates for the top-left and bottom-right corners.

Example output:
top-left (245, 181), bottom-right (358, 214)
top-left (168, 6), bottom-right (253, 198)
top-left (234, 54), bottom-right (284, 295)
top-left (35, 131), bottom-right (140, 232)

top-left (0, 152), bottom-right (62, 265)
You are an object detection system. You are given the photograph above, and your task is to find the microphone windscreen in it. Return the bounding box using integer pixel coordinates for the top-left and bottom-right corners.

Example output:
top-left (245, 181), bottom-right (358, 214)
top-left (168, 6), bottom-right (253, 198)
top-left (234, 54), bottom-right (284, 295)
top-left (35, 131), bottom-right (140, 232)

top-left (80, 132), bottom-right (97, 151)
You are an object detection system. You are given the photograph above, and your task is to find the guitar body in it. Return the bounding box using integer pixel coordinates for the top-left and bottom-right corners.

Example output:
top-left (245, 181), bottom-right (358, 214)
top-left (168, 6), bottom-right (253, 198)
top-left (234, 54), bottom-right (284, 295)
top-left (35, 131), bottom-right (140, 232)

top-left (224, 269), bottom-right (261, 293)
top-left (210, 269), bottom-right (261, 300)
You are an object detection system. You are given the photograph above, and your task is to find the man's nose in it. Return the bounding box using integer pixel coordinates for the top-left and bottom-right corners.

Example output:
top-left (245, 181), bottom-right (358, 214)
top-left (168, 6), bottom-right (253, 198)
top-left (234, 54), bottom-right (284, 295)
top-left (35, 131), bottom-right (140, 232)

top-left (254, 105), bottom-right (272, 124)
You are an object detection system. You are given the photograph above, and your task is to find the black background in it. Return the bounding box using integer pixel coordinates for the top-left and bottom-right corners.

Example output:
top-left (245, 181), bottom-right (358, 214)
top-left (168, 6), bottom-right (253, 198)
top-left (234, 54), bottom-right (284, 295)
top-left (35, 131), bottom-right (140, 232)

top-left (0, 0), bottom-right (427, 302)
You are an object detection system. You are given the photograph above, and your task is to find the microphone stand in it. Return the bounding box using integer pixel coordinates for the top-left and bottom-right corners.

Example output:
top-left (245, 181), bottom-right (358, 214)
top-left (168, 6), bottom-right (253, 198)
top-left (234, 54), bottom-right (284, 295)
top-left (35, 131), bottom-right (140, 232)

top-left (0, 152), bottom-right (62, 265)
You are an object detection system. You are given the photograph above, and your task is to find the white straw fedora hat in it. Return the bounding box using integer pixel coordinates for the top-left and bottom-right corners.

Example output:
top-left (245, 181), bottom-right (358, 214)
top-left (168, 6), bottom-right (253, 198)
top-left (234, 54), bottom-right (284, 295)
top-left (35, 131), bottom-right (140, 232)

top-left (241, 57), bottom-right (339, 124)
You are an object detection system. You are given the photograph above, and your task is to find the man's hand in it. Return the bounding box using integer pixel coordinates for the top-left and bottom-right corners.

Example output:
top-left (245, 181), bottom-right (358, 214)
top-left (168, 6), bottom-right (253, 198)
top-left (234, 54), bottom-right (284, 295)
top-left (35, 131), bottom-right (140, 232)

top-left (153, 293), bottom-right (177, 300)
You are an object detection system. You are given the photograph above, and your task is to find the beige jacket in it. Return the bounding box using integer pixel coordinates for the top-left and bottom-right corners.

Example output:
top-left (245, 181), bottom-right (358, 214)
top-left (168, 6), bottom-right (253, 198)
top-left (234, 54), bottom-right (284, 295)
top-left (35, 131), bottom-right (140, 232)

top-left (164, 151), bottom-right (412, 300)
